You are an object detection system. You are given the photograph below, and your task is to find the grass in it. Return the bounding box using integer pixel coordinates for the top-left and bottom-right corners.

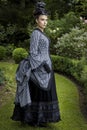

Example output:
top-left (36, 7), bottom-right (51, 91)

top-left (0, 62), bottom-right (17, 106)
top-left (0, 62), bottom-right (87, 130)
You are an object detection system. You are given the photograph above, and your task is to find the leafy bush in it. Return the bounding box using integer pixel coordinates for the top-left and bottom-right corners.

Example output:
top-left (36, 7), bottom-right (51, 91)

top-left (47, 12), bottom-right (81, 37)
top-left (0, 46), bottom-right (6, 60)
top-left (51, 55), bottom-right (84, 82)
top-left (0, 24), bottom-right (17, 46)
top-left (0, 24), bottom-right (6, 43)
top-left (72, 60), bottom-right (85, 82)
top-left (0, 68), bottom-right (5, 86)
top-left (0, 23), bottom-right (30, 49)
top-left (54, 27), bottom-right (87, 59)
top-left (45, 12), bottom-right (81, 54)
top-left (12, 48), bottom-right (28, 63)
top-left (81, 69), bottom-right (87, 88)
top-left (51, 55), bottom-right (87, 110)
top-left (51, 55), bottom-right (75, 75)
top-left (5, 44), bottom-right (16, 57)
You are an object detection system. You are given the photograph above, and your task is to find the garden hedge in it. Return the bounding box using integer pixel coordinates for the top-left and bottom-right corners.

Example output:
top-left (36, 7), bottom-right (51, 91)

top-left (51, 55), bottom-right (87, 111)
top-left (12, 48), bottom-right (28, 63)
top-left (0, 46), bottom-right (6, 60)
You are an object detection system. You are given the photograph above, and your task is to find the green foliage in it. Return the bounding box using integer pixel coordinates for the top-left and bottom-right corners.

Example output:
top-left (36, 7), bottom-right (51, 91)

top-left (75, 0), bottom-right (87, 18)
top-left (51, 55), bottom-right (85, 84)
top-left (0, 0), bottom-right (35, 25)
top-left (12, 48), bottom-right (28, 63)
top-left (0, 68), bottom-right (5, 86)
top-left (72, 60), bottom-right (85, 82)
top-left (13, 26), bottom-right (30, 47)
top-left (0, 1), bottom-right (87, 58)
top-left (46, 12), bottom-right (81, 54)
top-left (51, 54), bottom-right (87, 110)
top-left (0, 23), bottom-right (30, 48)
top-left (0, 62), bottom-right (17, 93)
top-left (51, 55), bottom-right (75, 75)
top-left (54, 27), bottom-right (87, 59)
top-left (0, 24), bottom-right (6, 42)
top-left (45, 0), bottom-right (76, 18)
top-left (27, 23), bottom-right (34, 36)
top-left (81, 69), bottom-right (87, 88)
top-left (5, 44), bottom-right (16, 57)
top-left (0, 0), bottom-right (86, 52)
top-left (0, 46), bottom-right (6, 60)
top-left (79, 66), bottom-right (87, 109)
top-left (46, 12), bottom-right (81, 36)
top-left (0, 24), bottom-right (17, 45)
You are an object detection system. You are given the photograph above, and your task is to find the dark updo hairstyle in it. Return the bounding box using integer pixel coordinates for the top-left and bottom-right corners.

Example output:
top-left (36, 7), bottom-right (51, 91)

top-left (33, 1), bottom-right (49, 19)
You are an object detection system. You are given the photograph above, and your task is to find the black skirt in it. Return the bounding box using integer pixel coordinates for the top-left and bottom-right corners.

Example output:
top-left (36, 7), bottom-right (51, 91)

top-left (11, 70), bottom-right (61, 124)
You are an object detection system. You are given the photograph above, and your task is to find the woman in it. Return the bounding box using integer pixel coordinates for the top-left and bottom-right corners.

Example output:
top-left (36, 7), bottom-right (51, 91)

top-left (11, 1), bottom-right (61, 127)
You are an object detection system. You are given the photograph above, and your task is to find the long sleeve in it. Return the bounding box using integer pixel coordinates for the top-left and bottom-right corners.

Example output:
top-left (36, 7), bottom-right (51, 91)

top-left (29, 30), bottom-right (45, 70)
top-left (29, 29), bottom-right (52, 90)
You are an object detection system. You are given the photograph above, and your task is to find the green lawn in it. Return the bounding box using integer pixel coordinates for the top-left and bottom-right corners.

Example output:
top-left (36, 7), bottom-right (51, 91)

top-left (0, 62), bottom-right (87, 130)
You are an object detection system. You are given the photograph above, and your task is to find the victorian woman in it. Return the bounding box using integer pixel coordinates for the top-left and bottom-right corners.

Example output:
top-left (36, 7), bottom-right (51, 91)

top-left (11, 1), bottom-right (61, 127)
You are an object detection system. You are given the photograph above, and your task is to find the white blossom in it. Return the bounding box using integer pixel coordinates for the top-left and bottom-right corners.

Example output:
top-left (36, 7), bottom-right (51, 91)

top-left (56, 27), bottom-right (59, 31)
top-left (53, 30), bottom-right (56, 33)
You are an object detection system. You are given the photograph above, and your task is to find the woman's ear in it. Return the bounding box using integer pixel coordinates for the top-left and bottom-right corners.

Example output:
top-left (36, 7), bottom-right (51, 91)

top-left (36, 19), bottom-right (38, 24)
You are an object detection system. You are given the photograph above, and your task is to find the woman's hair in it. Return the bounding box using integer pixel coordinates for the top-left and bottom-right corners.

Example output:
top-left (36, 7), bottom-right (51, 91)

top-left (33, 1), bottom-right (49, 19)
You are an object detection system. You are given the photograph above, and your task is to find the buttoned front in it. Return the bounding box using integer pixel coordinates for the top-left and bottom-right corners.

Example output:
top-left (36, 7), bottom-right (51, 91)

top-left (30, 28), bottom-right (52, 70)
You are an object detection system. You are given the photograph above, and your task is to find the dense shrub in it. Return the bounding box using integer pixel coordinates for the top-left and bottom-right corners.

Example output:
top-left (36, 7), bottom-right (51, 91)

top-left (0, 46), bottom-right (6, 60)
top-left (12, 48), bottom-right (28, 63)
top-left (0, 68), bottom-right (5, 86)
top-left (0, 24), bottom-right (6, 43)
top-left (51, 55), bottom-right (87, 85)
top-left (81, 69), bottom-right (87, 88)
top-left (51, 55), bottom-right (76, 75)
top-left (5, 44), bottom-right (16, 57)
top-left (0, 24), bottom-right (17, 46)
top-left (46, 12), bottom-right (81, 37)
top-left (54, 27), bottom-right (87, 59)
top-left (45, 12), bottom-right (81, 54)
top-left (0, 23), bottom-right (30, 49)
top-left (51, 55), bottom-right (87, 111)
top-left (51, 54), bottom-right (86, 84)
top-left (51, 55), bottom-right (85, 83)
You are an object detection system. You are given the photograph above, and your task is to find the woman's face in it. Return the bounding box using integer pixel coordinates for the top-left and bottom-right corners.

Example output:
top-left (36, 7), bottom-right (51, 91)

top-left (36, 15), bottom-right (48, 29)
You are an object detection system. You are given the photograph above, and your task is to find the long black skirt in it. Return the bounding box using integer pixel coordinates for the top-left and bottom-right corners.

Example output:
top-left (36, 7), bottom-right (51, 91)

top-left (11, 70), bottom-right (61, 124)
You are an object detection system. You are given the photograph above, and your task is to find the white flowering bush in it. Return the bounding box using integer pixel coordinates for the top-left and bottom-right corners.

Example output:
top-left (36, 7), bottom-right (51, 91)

top-left (45, 12), bottom-right (81, 54)
top-left (54, 27), bottom-right (87, 59)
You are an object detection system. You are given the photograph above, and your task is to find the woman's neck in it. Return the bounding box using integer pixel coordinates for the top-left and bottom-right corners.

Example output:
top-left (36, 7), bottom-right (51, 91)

top-left (37, 26), bottom-right (44, 32)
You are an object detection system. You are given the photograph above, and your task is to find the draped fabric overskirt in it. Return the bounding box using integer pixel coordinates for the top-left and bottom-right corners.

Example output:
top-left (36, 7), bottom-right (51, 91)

top-left (11, 70), bottom-right (61, 124)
